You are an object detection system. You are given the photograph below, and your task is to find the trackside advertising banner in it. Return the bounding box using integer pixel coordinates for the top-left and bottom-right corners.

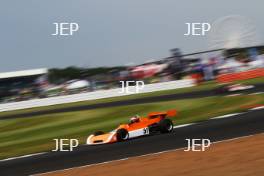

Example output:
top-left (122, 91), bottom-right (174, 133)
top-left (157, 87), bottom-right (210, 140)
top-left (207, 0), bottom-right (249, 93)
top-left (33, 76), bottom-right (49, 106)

top-left (217, 68), bottom-right (264, 83)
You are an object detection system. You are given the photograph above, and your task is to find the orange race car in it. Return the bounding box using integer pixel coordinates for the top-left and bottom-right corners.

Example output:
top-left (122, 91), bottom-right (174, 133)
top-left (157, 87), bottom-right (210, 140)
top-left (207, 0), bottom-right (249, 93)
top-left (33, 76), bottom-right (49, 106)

top-left (86, 109), bottom-right (177, 145)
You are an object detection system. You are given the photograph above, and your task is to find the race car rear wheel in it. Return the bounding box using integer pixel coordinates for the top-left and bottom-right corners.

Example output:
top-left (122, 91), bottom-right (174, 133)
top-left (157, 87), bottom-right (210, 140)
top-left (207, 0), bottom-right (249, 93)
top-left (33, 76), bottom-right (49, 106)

top-left (116, 129), bottom-right (129, 141)
top-left (159, 119), bottom-right (173, 133)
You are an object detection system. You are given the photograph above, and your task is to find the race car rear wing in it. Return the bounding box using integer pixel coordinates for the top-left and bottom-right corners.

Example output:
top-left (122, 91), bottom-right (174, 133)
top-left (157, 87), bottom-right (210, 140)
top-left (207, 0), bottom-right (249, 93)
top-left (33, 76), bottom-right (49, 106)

top-left (148, 109), bottom-right (177, 118)
top-left (166, 109), bottom-right (177, 117)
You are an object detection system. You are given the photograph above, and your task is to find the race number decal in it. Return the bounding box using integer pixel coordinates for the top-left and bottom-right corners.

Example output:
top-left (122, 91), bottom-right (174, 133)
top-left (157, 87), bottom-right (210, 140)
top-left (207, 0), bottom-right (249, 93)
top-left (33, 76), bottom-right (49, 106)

top-left (143, 127), bottom-right (149, 135)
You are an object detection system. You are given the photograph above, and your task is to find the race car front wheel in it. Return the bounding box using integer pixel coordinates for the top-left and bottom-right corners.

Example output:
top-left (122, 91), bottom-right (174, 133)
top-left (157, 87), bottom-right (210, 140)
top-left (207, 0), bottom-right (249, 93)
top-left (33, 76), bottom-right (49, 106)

top-left (159, 119), bottom-right (174, 133)
top-left (116, 129), bottom-right (129, 141)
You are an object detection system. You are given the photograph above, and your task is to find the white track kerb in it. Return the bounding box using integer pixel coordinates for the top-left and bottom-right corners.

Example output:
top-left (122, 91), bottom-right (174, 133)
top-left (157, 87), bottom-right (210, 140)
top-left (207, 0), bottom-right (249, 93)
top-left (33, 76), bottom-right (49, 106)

top-left (0, 79), bottom-right (195, 112)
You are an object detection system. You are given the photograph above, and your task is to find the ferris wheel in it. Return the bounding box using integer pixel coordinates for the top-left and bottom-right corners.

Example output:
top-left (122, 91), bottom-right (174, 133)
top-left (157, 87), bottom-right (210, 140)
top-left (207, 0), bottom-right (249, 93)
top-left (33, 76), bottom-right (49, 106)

top-left (208, 15), bottom-right (260, 49)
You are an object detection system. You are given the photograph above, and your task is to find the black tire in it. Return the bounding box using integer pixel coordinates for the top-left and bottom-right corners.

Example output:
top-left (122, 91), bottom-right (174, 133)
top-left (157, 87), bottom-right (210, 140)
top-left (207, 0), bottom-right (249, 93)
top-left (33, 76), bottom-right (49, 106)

top-left (159, 119), bottom-right (173, 133)
top-left (116, 128), bottom-right (129, 141)
top-left (93, 131), bottom-right (105, 136)
top-left (148, 123), bottom-right (159, 134)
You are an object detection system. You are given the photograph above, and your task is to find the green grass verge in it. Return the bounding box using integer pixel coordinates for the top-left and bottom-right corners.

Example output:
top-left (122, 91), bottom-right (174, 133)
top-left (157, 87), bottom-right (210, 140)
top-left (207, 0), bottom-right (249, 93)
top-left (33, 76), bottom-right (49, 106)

top-left (0, 93), bottom-right (263, 159)
top-left (1, 77), bottom-right (263, 118)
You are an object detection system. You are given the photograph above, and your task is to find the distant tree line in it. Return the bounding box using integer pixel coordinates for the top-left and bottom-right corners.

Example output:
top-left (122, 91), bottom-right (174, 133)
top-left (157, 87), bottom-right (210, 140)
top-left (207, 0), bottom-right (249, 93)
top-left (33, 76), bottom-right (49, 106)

top-left (48, 66), bottom-right (126, 84)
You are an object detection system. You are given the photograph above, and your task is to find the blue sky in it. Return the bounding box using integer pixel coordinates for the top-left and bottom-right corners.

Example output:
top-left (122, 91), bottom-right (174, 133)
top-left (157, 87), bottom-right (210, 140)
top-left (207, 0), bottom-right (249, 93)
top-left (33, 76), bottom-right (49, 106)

top-left (0, 0), bottom-right (263, 72)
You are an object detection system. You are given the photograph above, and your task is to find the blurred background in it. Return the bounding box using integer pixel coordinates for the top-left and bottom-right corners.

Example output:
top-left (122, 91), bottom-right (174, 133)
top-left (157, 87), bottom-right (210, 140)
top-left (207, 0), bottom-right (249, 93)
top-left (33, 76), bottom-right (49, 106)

top-left (0, 44), bottom-right (263, 103)
top-left (0, 0), bottom-right (264, 103)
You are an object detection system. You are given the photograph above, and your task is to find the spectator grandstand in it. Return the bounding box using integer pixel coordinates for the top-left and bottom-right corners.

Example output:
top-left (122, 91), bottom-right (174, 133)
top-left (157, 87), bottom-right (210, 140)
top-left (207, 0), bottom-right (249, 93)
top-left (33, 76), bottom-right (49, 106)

top-left (0, 68), bottom-right (48, 102)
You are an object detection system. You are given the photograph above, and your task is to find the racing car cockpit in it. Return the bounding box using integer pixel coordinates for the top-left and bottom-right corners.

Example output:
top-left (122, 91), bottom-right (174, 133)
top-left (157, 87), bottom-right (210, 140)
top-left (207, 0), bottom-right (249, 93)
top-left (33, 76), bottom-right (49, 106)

top-left (129, 115), bottom-right (140, 124)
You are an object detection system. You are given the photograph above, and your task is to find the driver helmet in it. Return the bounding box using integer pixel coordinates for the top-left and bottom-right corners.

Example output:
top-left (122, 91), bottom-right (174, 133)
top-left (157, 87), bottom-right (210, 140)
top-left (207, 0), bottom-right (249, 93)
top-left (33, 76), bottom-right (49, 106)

top-left (130, 115), bottom-right (139, 123)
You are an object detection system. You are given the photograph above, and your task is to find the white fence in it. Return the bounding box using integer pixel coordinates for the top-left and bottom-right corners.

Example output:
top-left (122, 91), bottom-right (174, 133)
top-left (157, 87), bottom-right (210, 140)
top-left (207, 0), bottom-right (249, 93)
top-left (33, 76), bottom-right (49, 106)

top-left (0, 79), bottom-right (195, 112)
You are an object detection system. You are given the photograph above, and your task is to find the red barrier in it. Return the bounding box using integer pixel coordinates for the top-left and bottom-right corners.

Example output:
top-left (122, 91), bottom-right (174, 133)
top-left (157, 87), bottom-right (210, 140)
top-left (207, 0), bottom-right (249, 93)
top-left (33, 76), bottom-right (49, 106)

top-left (217, 68), bottom-right (264, 83)
top-left (191, 73), bottom-right (202, 84)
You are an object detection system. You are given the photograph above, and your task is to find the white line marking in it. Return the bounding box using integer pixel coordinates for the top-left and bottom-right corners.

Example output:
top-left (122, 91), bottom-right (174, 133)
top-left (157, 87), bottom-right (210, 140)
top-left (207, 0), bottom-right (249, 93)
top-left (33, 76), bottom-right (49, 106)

top-left (33, 133), bottom-right (263, 176)
top-left (210, 113), bottom-right (242, 119)
top-left (249, 92), bottom-right (264, 95)
top-left (212, 133), bottom-right (263, 144)
top-left (173, 123), bottom-right (195, 129)
top-left (0, 152), bottom-right (46, 162)
top-left (249, 106), bottom-right (264, 111)
top-left (225, 93), bottom-right (242, 97)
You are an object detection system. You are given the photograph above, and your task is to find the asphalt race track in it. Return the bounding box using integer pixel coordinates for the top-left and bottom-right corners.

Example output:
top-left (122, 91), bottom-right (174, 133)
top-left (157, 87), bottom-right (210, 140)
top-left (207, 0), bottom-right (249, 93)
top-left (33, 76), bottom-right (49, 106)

top-left (1, 108), bottom-right (263, 176)
top-left (1, 83), bottom-right (264, 120)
